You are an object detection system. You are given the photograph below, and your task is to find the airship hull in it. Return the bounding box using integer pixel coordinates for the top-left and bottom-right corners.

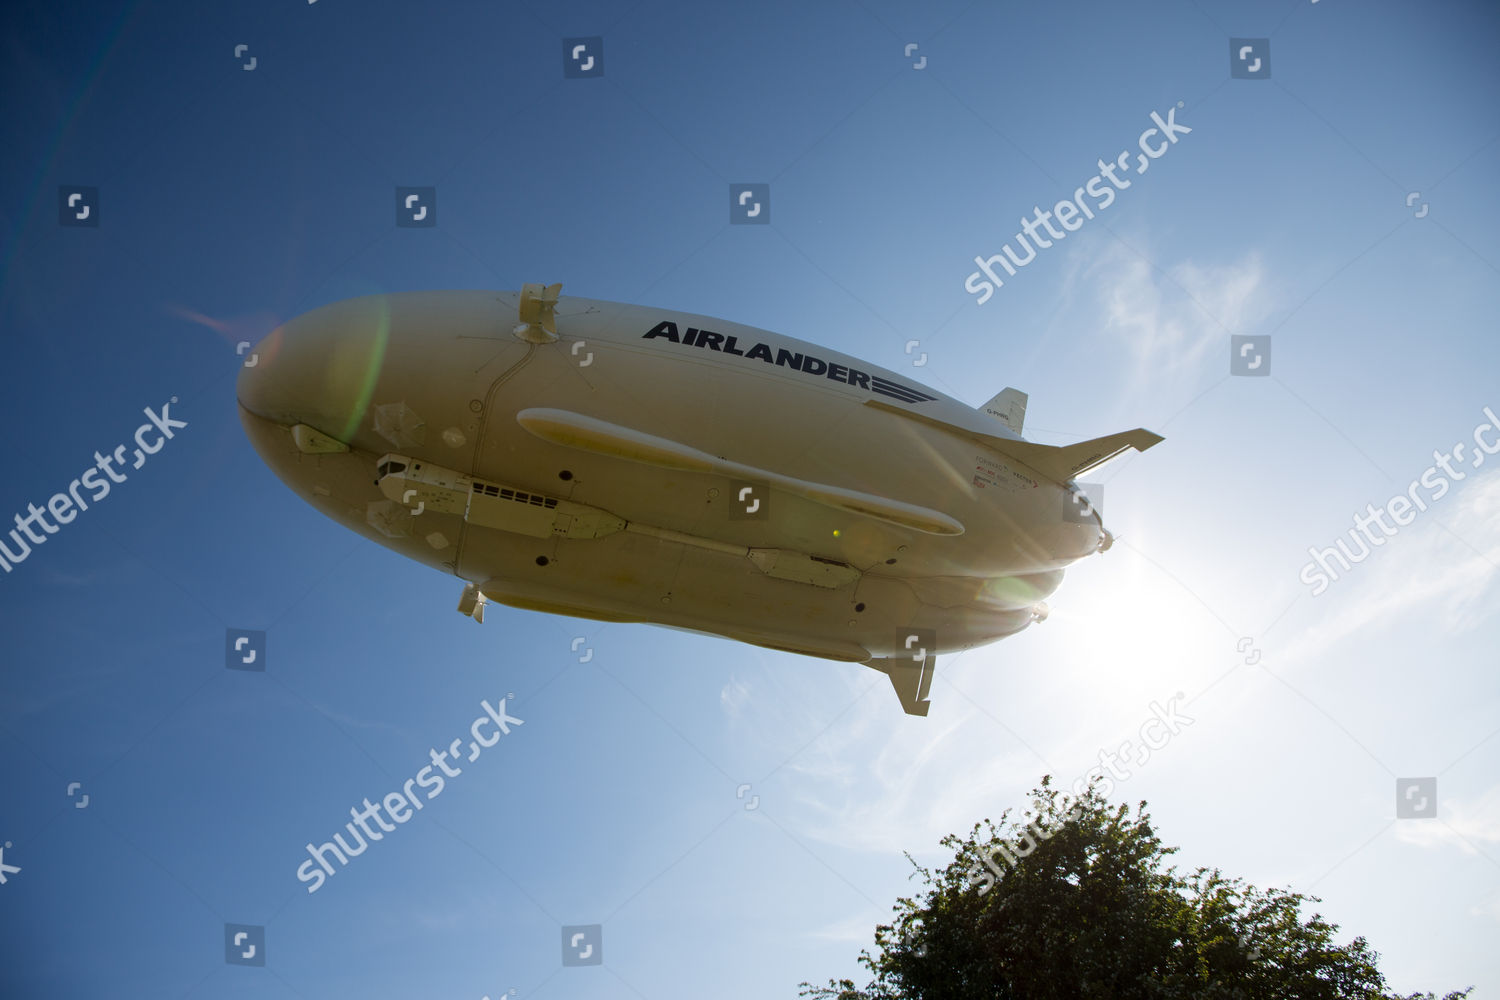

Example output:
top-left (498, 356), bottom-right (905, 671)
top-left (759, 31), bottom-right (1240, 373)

top-left (237, 288), bottom-right (1160, 712)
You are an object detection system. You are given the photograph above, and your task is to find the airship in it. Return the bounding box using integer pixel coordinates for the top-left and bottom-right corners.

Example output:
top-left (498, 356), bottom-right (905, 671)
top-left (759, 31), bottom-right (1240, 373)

top-left (237, 284), bottom-right (1161, 715)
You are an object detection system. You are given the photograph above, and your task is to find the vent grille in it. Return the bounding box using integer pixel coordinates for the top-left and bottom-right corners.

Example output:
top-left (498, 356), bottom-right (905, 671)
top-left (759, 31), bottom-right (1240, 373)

top-left (471, 482), bottom-right (559, 509)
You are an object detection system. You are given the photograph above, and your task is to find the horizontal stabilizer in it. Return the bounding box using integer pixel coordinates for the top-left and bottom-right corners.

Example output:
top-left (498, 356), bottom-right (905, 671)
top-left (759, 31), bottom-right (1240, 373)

top-left (979, 388), bottom-right (1028, 435)
top-left (866, 652), bottom-right (936, 716)
top-left (988, 428), bottom-right (1164, 484)
top-left (863, 399), bottom-right (1162, 486)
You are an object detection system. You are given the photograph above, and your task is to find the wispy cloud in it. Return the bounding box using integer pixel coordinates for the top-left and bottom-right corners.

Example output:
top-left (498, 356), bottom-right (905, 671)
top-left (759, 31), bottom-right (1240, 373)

top-left (1064, 243), bottom-right (1271, 390)
top-left (1396, 781), bottom-right (1500, 855)
top-left (720, 674), bottom-right (752, 716)
top-left (1469, 889), bottom-right (1500, 921)
top-left (758, 676), bottom-right (1068, 858)
top-left (805, 906), bottom-right (886, 944)
top-left (1281, 470), bottom-right (1500, 668)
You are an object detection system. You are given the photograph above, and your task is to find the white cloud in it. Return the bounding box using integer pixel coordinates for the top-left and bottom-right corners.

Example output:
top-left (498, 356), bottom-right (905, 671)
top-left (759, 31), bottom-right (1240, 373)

top-left (769, 676), bottom-right (1082, 858)
top-left (720, 674), bottom-right (751, 716)
top-left (1396, 781), bottom-right (1500, 855)
top-left (1079, 244), bottom-right (1271, 379)
top-left (805, 907), bottom-right (886, 945)
top-left (1469, 889), bottom-right (1500, 921)
top-left (1282, 470), bottom-right (1500, 667)
top-left (748, 630), bottom-right (1206, 862)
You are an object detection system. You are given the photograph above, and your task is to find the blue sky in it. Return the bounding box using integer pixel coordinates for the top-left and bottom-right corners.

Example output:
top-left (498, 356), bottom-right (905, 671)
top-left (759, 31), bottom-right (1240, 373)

top-left (2, 0), bottom-right (1498, 997)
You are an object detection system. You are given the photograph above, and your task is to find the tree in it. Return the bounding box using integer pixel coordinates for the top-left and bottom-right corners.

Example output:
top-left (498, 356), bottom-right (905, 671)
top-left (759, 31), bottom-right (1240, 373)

top-left (801, 778), bottom-right (1470, 1000)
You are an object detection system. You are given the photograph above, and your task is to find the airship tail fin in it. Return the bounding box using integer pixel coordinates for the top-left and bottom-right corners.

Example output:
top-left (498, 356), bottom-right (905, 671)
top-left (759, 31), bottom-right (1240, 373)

top-left (865, 399), bottom-right (1161, 485)
top-left (978, 387), bottom-right (1028, 434)
top-left (988, 428), bottom-right (1164, 484)
top-left (866, 652), bottom-right (936, 716)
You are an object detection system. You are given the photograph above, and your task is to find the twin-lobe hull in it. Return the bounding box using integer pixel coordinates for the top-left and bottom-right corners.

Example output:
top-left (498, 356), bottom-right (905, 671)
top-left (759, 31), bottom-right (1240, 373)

top-left (238, 289), bottom-right (1159, 710)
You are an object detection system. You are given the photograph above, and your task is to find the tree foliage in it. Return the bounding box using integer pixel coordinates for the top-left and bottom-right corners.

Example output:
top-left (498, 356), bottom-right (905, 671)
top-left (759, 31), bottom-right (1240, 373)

top-left (801, 778), bottom-right (1469, 1000)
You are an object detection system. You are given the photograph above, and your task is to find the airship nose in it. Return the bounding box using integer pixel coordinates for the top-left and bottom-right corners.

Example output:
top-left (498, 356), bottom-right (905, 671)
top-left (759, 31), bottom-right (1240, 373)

top-left (236, 296), bottom-right (396, 443)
